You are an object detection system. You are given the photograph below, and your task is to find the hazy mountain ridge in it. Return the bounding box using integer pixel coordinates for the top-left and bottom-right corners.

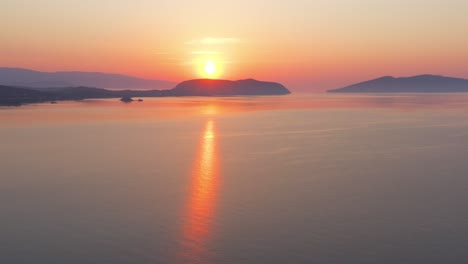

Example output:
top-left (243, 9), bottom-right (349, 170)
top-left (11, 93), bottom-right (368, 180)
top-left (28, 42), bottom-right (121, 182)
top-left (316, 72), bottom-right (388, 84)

top-left (328, 75), bottom-right (468, 93)
top-left (0, 67), bottom-right (175, 90)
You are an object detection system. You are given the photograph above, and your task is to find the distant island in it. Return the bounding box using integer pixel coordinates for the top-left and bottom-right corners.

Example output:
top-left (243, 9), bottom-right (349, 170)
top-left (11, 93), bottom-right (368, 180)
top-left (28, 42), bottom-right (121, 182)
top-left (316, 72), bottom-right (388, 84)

top-left (328, 75), bottom-right (468, 93)
top-left (0, 67), bottom-right (175, 90)
top-left (0, 79), bottom-right (290, 106)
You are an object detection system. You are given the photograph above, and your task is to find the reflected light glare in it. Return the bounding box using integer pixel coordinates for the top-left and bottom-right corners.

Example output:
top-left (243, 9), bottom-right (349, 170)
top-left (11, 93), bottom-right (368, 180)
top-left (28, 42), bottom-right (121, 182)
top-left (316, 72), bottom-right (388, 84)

top-left (202, 104), bottom-right (219, 116)
top-left (177, 119), bottom-right (219, 263)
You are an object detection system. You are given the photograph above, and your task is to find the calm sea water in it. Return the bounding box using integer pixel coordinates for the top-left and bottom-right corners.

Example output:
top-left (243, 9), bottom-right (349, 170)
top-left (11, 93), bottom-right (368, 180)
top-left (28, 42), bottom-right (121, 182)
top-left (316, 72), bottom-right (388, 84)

top-left (1, 94), bottom-right (468, 264)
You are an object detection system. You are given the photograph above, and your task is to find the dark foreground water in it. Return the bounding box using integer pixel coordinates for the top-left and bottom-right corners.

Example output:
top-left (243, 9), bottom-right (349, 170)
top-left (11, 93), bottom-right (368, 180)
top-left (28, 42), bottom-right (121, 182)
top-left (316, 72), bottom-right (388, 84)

top-left (1, 94), bottom-right (468, 263)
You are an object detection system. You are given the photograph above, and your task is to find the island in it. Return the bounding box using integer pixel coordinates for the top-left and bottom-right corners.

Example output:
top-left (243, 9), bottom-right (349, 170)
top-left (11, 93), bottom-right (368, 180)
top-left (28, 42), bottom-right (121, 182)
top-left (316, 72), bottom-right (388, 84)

top-left (120, 96), bottom-right (134, 103)
top-left (172, 79), bottom-right (290, 96)
top-left (328, 75), bottom-right (468, 93)
top-left (0, 79), bottom-right (291, 106)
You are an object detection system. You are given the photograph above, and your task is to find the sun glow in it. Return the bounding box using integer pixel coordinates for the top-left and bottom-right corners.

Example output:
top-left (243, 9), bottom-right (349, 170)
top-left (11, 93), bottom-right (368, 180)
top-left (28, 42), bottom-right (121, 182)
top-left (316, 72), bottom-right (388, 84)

top-left (204, 60), bottom-right (216, 76)
top-left (196, 58), bottom-right (223, 79)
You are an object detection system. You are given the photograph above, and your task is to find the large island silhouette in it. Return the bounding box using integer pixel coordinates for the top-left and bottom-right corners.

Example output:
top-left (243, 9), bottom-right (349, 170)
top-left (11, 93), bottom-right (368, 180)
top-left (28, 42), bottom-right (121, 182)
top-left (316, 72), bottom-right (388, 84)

top-left (0, 79), bottom-right (290, 106)
top-left (172, 79), bottom-right (290, 96)
top-left (328, 75), bottom-right (468, 93)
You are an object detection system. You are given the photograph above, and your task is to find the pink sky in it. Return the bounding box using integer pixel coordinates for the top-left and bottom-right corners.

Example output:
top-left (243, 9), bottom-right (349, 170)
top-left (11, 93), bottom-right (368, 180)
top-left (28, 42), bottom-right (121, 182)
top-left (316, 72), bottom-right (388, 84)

top-left (1, 0), bottom-right (468, 91)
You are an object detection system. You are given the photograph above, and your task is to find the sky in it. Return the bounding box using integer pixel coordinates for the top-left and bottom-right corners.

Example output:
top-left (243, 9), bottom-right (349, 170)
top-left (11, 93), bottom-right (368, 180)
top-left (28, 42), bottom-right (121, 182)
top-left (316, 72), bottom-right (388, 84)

top-left (1, 0), bottom-right (468, 91)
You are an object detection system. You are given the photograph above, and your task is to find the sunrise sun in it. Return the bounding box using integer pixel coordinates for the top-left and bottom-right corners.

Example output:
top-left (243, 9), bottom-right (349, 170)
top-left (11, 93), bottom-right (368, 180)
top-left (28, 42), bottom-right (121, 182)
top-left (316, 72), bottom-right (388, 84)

top-left (196, 58), bottom-right (222, 79)
top-left (204, 60), bottom-right (216, 76)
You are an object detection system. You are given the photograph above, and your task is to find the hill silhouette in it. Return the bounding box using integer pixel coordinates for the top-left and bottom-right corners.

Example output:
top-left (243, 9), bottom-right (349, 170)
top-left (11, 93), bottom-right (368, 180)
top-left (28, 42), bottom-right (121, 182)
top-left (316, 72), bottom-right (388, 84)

top-left (328, 75), bottom-right (468, 93)
top-left (172, 79), bottom-right (291, 96)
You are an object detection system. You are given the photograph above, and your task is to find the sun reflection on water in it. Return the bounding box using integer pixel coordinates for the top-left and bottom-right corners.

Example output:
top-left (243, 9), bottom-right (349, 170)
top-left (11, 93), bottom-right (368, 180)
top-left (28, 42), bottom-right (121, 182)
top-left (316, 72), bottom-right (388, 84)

top-left (177, 119), bottom-right (219, 263)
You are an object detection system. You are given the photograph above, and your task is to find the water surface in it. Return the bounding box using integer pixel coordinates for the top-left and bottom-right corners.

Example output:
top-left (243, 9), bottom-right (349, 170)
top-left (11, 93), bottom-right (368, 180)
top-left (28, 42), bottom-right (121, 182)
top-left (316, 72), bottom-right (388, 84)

top-left (1, 94), bottom-right (468, 263)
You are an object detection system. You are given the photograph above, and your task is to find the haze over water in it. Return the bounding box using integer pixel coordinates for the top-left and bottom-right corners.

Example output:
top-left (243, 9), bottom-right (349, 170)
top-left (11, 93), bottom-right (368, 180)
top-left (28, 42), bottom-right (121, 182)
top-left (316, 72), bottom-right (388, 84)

top-left (2, 94), bottom-right (468, 263)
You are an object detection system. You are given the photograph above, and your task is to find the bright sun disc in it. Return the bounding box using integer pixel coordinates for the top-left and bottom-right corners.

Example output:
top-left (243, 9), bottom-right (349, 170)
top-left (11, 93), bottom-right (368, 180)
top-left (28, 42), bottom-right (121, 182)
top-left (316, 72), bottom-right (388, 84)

top-left (204, 60), bottom-right (216, 76)
top-left (195, 58), bottom-right (222, 79)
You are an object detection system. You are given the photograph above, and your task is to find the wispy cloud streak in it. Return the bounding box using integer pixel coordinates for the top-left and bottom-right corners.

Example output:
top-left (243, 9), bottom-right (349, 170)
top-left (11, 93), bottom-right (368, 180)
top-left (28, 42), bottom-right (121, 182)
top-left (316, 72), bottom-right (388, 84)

top-left (186, 37), bottom-right (241, 45)
top-left (191, 51), bottom-right (221, 55)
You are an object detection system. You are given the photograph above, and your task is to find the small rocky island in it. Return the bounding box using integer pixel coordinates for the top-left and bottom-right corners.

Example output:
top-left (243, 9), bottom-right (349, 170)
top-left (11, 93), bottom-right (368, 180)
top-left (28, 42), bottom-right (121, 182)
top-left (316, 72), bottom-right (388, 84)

top-left (0, 79), bottom-right (291, 106)
top-left (120, 96), bottom-right (134, 103)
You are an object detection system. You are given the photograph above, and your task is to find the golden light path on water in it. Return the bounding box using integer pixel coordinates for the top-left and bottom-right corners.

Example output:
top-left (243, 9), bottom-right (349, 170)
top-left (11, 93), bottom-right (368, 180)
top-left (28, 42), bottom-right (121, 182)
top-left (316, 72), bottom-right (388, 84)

top-left (177, 119), bottom-right (219, 264)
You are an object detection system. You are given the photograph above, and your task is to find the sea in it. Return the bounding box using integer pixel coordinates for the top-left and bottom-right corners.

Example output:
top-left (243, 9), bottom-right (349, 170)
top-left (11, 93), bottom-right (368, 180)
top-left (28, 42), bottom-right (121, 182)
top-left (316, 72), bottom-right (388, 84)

top-left (1, 93), bottom-right (468, 263)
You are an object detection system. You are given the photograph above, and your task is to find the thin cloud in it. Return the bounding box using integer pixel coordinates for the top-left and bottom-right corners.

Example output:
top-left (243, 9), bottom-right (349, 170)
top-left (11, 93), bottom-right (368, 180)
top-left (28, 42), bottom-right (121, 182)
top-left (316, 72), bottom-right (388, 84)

top-left (222, 60), bottom-right (237, 64)
top-left (186, 37), bottom-right (241, 45)
top-left (154, 51), bottom-right (171, 55)
top-left (191, 51), bottom-right (221, 55)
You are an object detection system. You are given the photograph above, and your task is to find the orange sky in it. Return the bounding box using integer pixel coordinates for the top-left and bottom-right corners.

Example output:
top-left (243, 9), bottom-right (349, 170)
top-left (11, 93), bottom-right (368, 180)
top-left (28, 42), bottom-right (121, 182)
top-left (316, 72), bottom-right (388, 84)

top-left (1, 0), bottom-right (468, 91)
